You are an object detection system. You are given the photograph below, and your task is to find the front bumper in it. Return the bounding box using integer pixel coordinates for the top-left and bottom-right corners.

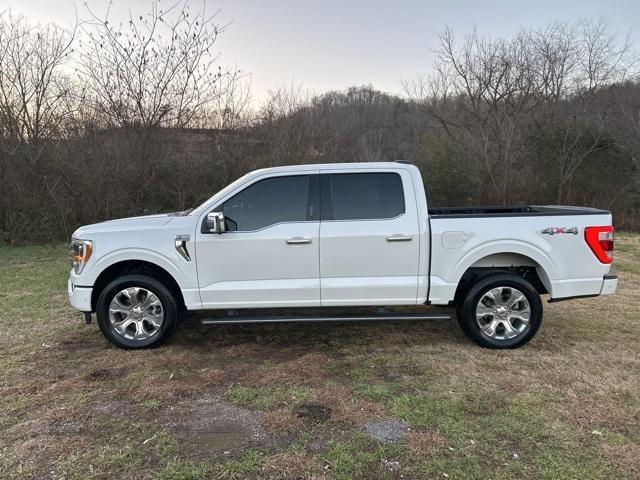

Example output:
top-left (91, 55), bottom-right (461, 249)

top-left (68, 279), bottom-right (93, 312)
top-left (600, 274), bottom-right (618, 295)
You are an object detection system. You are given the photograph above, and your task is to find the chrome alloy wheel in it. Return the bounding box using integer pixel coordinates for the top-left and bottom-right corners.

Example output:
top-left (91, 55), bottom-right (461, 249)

top-left (475, 286), bottom-right (531, 340)
top-left (108, 287), bottom-right (164, 341)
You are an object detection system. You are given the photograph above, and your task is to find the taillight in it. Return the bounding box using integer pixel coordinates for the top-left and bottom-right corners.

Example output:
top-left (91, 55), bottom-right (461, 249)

top-left (584, 226), bottom-right (614, 264)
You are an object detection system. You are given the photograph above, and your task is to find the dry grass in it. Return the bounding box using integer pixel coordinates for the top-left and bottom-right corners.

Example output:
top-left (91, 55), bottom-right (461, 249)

top-left (306, 384), bottom-right (387, 424)
top-left (261, 452), bottom-right (325, 479)
top-left (264, 408), bottom-right (304, 433)
top-left (406, 430), bottom-right (448, 457)
top-left (0, 234), bottom-right (639, 479)
top-left (244, 352), bottom-right (331, 387)
top-left (601, 443), bottom-right (640, 477)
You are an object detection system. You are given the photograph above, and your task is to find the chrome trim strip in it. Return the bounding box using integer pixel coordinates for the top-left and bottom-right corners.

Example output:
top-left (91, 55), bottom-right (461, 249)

top-left (286, 237), bottom-right (312, 244)
top-left (386, 235), bottom-right (413, 242)
top-left (201, 313), bottom-right (451, 325)
top-left (174, 234), bottom-right (191, 261)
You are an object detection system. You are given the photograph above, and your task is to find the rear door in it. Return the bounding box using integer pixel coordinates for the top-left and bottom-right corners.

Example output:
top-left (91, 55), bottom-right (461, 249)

top-left (319, 169), bottom-right (420, 305)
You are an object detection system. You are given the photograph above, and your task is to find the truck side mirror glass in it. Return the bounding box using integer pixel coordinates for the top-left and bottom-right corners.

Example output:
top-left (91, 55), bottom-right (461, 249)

top-left (206, 212), bottom-right (226, 234)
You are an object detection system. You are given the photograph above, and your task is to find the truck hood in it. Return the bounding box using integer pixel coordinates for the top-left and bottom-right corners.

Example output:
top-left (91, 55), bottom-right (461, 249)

top-left (72, 213), bottom-right (175, 238)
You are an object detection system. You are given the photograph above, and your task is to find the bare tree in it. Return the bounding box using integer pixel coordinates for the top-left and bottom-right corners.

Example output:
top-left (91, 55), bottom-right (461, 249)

top-left (0, 12), bottom-right (76, 143)
top-left (0, 12), bottom-right (77, 242)
top-left (405, 20), bottom-right (638, 204)
top-left (262, 81), bottom-right (307, 121)
top-left (78, 0), bottom-right (235, 128)
top-left (533, 20), bottom-right (636, 202)
top-left (210, 71), bottom-right (252, 130)
top-left (578, 19), bottom-right (636, 91)
top-left (405, 27), bottom-right (540, 203)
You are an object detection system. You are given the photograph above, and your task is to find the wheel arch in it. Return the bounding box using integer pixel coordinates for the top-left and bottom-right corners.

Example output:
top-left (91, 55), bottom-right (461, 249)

top-left (452, 245), bottom-right (555, 304)
top-left (91, 259), bottom-right (185, 312)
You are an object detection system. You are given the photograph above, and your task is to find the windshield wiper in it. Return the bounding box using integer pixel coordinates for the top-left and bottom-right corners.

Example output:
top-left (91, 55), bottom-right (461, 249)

top-left (168, 208), bottom-right (193, 217)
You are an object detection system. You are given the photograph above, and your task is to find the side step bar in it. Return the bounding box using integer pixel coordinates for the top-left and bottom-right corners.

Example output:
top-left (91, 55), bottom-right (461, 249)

top-left (200, 312), bottom-right (451, 325)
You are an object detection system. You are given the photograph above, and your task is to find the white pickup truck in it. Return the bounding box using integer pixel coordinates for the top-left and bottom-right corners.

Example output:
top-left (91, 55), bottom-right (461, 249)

top-left (68, 162), bottom-right (617, 349)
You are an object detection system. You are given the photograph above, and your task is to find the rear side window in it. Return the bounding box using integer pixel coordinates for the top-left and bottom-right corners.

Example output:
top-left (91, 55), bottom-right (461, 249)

top-left (222, 175), bottom-right (311, 231)
top-left (324, 172), bottom-right (405, 220)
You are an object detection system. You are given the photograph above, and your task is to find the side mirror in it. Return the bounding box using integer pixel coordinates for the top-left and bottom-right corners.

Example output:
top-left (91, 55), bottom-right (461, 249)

top-left (206, 212), bottom-right (226, 234)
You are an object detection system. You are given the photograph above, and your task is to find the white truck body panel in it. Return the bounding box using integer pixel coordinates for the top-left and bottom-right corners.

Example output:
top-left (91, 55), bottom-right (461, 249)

top-left (68, 162), bottom-right (617, 314)
top-left (318, 166), bottom-right (422, 306)
top-left (194, 167), bottom-right (321, 309)
top-left (428, 213), bottom-right (613, 305)
top-left (197, 221), bottom-right (321, 308)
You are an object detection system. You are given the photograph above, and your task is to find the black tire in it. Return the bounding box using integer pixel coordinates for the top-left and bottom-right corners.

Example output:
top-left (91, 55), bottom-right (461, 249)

top-left (96, 274), bottom-right (180, 349)
top-left (456, 273), bottom-right (543, 349)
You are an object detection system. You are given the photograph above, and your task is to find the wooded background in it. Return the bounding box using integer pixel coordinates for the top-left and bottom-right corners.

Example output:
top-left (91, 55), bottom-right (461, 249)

top-left (1, 4), bottom-right (639, 243)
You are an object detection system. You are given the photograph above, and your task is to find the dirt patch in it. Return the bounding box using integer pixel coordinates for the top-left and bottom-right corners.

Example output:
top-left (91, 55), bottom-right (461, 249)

top-left (57, 337), bottom-right (93, 352)
top-left (85, 367), bottom-right (128, 381)
top-left (155, 394), bottom-right (290, 458)
top-left (87, 394), bottom-right (291, 459)
top-left (91, 399), bottom-right (132, 417)
top-left (362, 419), bottom-right (410, 443)
top-left (296, 403), bottom-right (332, 423)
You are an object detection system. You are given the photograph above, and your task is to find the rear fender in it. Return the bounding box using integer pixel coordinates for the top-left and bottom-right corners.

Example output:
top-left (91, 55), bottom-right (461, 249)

top-left (451, 241), bottom-right (557, 296)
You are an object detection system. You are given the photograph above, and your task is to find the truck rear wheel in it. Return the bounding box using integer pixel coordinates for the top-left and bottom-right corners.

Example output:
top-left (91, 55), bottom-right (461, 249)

top-left (96, 274), bottom-right (179, 349)
top-left (456, 273), bottom-right (542, 349)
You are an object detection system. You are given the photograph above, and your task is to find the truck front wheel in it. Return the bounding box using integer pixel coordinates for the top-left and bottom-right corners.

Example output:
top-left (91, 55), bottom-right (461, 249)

top-left (456, 273), bottom-right (543, 349)
top-left (96, 274), bottom-right (179, 349)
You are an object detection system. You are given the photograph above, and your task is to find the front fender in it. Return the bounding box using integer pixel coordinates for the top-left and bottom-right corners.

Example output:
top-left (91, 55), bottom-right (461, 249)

top-left (84, 248), bottom-right (190, 289)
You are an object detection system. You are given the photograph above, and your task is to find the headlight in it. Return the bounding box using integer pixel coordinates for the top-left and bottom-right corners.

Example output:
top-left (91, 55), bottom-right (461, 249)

top-left (70, 239), bottom-right (93, 274)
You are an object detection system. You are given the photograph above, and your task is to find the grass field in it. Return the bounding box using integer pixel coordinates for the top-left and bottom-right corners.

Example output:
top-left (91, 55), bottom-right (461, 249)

top-left (0, 235), bottom-right (638, 479)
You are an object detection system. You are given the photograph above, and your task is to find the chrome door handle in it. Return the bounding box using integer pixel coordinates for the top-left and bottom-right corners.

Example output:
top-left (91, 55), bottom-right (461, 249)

top-left (386, 235), bottom-right (413, 242)
top-left (286, 237), bottom-right (312, 245)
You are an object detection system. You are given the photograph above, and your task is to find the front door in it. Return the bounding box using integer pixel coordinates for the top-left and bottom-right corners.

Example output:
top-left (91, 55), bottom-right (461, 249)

top-left (319, 170), bottom-right (420, 306)
top-left (196, 173), bottom-right (320, 308)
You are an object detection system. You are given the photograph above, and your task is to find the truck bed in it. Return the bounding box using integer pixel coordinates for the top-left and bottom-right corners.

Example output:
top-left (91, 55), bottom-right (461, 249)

top-left (429, 205), bottom-right (610, 218)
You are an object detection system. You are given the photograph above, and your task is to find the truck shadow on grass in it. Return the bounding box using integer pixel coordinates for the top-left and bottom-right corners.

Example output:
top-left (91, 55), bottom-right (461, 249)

top-left (179, 307), bottom-right (465, 351)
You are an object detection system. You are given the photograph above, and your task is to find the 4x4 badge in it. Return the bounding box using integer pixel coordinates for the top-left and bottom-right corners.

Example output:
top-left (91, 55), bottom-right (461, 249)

top-left (541, 227), bottom-right (578, 235)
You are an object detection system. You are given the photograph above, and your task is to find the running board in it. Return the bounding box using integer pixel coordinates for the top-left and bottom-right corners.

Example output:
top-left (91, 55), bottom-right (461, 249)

top-left (200, 312), bottom-right (451, 325)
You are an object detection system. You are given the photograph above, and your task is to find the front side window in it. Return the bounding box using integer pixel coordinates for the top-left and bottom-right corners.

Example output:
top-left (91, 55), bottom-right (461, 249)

top-left (325, 172), bottom-right (405, 220)
top-left (221, 175), bottom-right (311, 231)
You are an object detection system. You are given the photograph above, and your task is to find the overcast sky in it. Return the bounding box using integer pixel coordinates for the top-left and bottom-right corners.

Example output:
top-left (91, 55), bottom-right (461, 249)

top-left (3, 0), bottom-right (639, 104)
